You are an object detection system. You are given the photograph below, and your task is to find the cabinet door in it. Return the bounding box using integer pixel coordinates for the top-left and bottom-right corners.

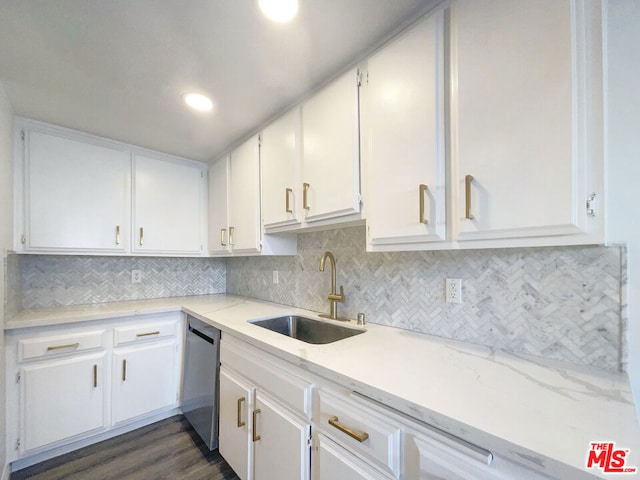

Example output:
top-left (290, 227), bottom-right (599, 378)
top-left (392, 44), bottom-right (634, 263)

top-left (25, 130), bottom-right (129, 253)
top-left (133, 154), bottom-right (204, 255)
top-left (228, 136), bottom-right (261, 253)
top-left (219, 367), bottom-right (254, 480)
top-left (452, 0), bottom-right (602, 243)
top-left (262, 108), bottom-right (302, 230)
top-left (112, 341), bottom-right (178, 425)
top-left (315, 434), bottom-right (388, 480)
top-left (20, 353), bottom-right (107, 452)
top-left (302, 69), bottom-right (361, 223)
top-left (253, 391), bottom-right (311, 480)
top-left (364, 10), bottom-right (447, 249)
top-left (208, 156), bottom-right (231, 255)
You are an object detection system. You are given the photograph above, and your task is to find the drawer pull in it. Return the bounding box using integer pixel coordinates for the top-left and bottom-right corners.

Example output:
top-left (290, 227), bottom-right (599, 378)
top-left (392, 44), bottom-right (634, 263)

top-left (237, 397), bottom-right (246, 427)
top-left (229, 226), bottom-right (235, 246)
top-left (328, 416), bottom-right (369, 443)
top-left (303, 182), bottom-right (310, 210)
top-left (115, 225), bottom-right (121, 245)
top-left (465, 174), bottom-right (475, 220)
top-left (285, 187), bottom-right (293, 213)
top-left (139, 227), bottom-right (144, 246)
top-left (93, 364), bottom-right (97, 388)
top-left (220, 228), bottom-right (227, 247)
top-left (46, 343), bottom-right (80, 352)
top-left (122, 359), bottom-right (127, 381)
top-left (135, 331), bottom-right (160, 338)
top-left (252, 409), bottom-right (261, 442)
top-left (419, 184), bottom-right (428, 224)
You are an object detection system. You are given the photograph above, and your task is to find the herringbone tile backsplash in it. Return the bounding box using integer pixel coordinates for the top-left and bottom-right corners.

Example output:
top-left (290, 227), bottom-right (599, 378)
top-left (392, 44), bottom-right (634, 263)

top-left (227, 227), bottom-right (625, 372)
top-left (16, 255), bottom-right (226, 308)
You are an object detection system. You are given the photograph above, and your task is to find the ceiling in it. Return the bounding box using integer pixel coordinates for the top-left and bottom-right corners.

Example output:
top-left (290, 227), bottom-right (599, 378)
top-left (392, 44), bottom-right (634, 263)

top-left (0, 0), bottom-right (434, 162)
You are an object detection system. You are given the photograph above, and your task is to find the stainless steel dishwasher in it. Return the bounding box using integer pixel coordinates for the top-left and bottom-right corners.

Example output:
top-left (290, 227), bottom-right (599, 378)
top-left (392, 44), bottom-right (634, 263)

top-left (182, 315), bottom-right (220, 450)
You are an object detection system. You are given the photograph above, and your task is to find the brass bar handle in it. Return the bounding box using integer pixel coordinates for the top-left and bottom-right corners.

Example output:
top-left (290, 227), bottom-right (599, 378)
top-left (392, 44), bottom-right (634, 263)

top-left (237, 397), bottom-right (246, 427)
top-left (285, 188), bottom-right (293, 213)
top-left (93, 364), bottom-right (97, 388)
top-left (47, 343), bottom-right (80, 351)
top-left (328, 416), bottom-right (369, 443)
top-left (115, 225), bottom-right (121, 245)
top-left (220, 228), bottom-right (227, 247)
top-left (252, 409), bottom-right (261, 442)
top-left (122, 359), bottom-right (127, 381)
top-left (465, 175), bottom-right (475, 220)
top-left (229, 226), bottom-right (235, 246)
top-left (419, 184), bottom-right (428, 224)
top-left (303, 183), bottom-right (310, 210)
top-left (136, 331), bottom-right (160, 338)
top-left (139, 227), bottom-right (144, 246)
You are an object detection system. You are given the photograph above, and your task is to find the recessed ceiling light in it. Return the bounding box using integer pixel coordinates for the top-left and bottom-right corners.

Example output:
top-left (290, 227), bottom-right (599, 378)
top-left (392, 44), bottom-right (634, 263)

top-left (183, 93), bottom-right (213, 112)
top-left (258, 0), bottom-right (298, 23)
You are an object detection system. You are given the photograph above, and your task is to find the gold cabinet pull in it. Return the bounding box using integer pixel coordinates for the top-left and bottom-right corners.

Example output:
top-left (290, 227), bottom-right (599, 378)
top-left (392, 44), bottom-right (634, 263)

top-left (237, 397), bottom-right (246, 427)
top-left (139, 227), bottom-right (144, 246)
top-left (115, 225), bottom-right (121, 245)
top-left (220, 228), bottom-right (227, 246)
top-left (419, 184), bottom-right (428, 224)
top-left (303, 183), bottom-right (310, 210)
top-left (252, 409), bottom-right (261, 442)
top-left (229, 226), bottom-right (235, 246)
top-left (122, 359), bottom-right (127, 381)
top-left (328, 416), bottom-right (369, 443)
top-left (136, 331), bottom-right (160, 338)
top-left (285, 187), bottom-right (293, 213)
top-left (93, 364), bottom-right (97, 388)
top-left (47, 343), bottom-right (80, 351)
top-left (465, 174), bottom-right (475, 220)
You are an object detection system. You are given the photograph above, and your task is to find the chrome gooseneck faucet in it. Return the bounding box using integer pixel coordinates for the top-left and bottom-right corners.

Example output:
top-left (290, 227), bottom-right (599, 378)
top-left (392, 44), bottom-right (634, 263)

top-left (319, 251), bottom-right (345, 320)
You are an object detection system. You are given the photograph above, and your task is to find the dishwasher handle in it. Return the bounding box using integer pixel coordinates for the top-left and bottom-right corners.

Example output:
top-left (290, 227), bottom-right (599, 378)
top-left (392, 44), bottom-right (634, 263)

top-left (189, 324), bottom-right (215, 344)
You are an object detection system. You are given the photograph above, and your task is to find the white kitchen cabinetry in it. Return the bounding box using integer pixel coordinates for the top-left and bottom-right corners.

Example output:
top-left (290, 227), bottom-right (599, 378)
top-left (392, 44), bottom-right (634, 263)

top-left (316, 434), bottom-right (389, 480)
top-left (300, 69), bottom-right (362, 226)
top-left (21, 127), bottom-right (130, 253)
top-left (450, 0), bottom-right (604, 247)
top-left (220, 335), bottom-right (312, 480)
top-left (208, 155), bottom-right (231, 254)
top-left (133, 154), bottom-right (205, 255)
top-left (261, 108), bottom-right (302, 231)
top-left (5, 313), bottom-right (183, 467)
top-left (363, 9), bottom-right (447, 251)
top-left (209, 137), bottom-right (296, 257)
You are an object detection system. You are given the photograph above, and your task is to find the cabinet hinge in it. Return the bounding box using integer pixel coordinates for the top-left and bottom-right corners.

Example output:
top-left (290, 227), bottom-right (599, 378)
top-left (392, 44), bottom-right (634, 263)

top-left (356, 69), bottom-right (363, 87)
top-left (16, 372), bottom-right (21, 383)
top-left (20, 234), bottom-right (26, 245)
top-left (586, 193), bottom-right (597, 217)
top-left (258, 135), bottom-right (262, 147)
top-left (15, 439), bottom-right (20, 450)
top-left (21, 130), bottom-right (25, 141)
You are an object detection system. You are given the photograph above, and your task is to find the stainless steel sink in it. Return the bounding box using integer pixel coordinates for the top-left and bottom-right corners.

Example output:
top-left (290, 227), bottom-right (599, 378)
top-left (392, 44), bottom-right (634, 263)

top-left (249, 315), bottom-right (364, 344)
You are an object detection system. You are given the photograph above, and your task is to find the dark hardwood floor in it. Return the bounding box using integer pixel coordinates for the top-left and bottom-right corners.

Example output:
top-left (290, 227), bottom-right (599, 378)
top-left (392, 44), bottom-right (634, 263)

top-left (11, 415), bottom-right (240, 480)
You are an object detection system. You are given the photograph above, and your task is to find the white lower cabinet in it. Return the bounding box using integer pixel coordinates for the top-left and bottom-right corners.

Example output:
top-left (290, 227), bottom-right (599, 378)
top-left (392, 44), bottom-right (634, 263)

top-left (112, 340), bottom-right (178, 425)
top-left (315, 433), bottom-right (389, 480)
top-left (219, 336), bottom-right (312, 480)
top-left (20, 352), bottom-right (107, 453)
top-left (6, 313), bottom-right (182, 466)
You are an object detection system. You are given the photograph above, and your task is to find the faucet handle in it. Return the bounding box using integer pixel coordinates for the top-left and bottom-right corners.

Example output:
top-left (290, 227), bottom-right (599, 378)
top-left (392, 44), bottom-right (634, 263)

top-left (328, 285), bottom-right (345, 302)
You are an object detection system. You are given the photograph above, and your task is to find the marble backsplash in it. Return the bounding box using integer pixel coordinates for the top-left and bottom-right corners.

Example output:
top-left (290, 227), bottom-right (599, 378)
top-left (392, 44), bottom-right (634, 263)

top-left (227, 227), bottom-right (626, 372)
top-left (13, 254), bottom-right (226, 309)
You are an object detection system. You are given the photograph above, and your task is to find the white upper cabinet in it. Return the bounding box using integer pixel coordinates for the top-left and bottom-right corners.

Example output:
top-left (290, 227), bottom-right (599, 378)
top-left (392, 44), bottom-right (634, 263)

top-left (261, 108), bottom-right (302, 231)
top-left (451, 0), bottom-right (604, 246)
top-left (133, 154), bottom-right (205, 255)
top-left (228, 136), bottom-right (262, 254)
top-left (301, 69), bottom-right (362, 225)
top-left (23, 129), bottom-right (129, 253)
top-left (363, 9), bottom-right (447, 251)
top-left (208, 155), bottom-right (231, 255)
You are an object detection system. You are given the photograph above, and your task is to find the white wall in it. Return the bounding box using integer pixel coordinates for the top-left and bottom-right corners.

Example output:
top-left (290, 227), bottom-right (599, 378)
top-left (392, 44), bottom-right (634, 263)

top-left (0, 81), bottom-right (14, 474)
top-left (604, 0), bottom-right (640, 419)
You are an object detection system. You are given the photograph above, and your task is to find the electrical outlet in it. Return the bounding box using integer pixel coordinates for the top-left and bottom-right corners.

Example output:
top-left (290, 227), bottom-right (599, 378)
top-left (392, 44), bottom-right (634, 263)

top-left (131, 270), bottom-right (142, 283)
top-left (272, 270), bottom-right (279, 285)
top-left (445, 278), bottom-right (462, 304)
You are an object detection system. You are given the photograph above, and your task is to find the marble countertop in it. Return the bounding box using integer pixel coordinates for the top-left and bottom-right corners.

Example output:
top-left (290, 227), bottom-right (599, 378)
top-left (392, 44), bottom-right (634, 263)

top-left (6, 294), bottom-right (640, 479)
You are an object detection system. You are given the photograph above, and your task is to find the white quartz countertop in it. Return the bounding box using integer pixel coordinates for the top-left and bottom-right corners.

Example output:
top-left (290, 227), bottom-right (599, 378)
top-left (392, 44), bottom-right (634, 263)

top-left (7, 294), bottom-right (640, 479)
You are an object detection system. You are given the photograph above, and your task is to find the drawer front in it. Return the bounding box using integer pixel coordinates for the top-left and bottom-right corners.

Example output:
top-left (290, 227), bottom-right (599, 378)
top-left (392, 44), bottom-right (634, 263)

top-left (113, 319), bottom-right (177, 346)
top-left (18, 330), bottom-right (106, 362)
top-left (317, 390), bottom-right (402, 478)
top-left (221, 338), bottom-right (313, 418)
